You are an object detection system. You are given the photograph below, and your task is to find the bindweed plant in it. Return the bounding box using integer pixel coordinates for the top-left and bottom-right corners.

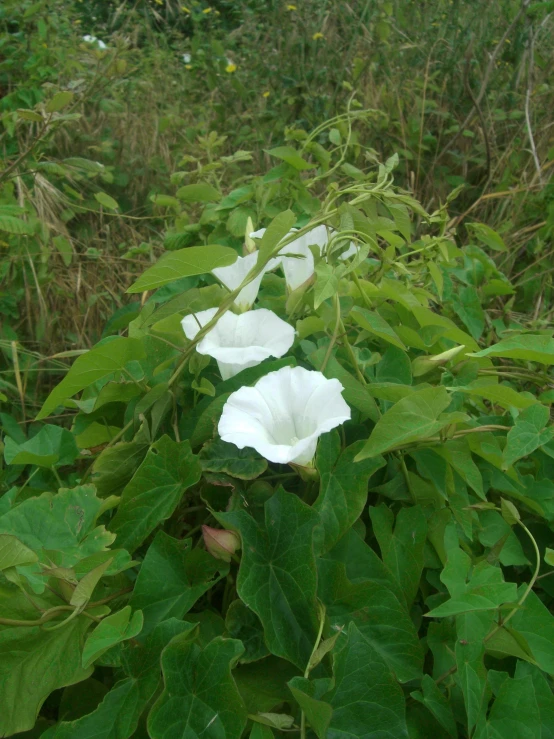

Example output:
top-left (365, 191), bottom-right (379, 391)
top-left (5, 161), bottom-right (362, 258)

top-left (2, 126), bottom-right (554, 739)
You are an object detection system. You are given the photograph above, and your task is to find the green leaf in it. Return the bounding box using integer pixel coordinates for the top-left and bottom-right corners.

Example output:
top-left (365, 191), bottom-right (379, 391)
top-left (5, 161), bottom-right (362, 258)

top-left (42, 618), bottom-right (191, 739)
top-left (511, 588), bottom-right (554, 675)
top-left (218, 488), bottom-right (320, 669)
top-left (147, 631), bottom-right (248, 739)
top-left (288, 678), bottom-right (332, 739)
top-left (129, 532), bottom-right (227, 636)
top-left (515, 662), bottom-right (554, 739)
top-left (257, 209), bottom-right (297, 262)
top-left (94, 192), bottom-right (119, 211)
top-left (451, 286), bottom-right (485, 341)
top-left (0, 485), bottom-right (115, 593)
top-left (175, 183), bottom-right (220, 202)
top-left (314, 262), bottom-right (338, 309)
top-left (53, 235), bottom-right (73, 266)
top-left (109, 436), bottom-right (201, 552)
top-left (234, 656), bottom-right (299, 713)
top-left (485, 625), bottom-right (537, 663)
top-left (82, 606), bottom-right (144, 668)
top-left (324, 623), bottom-right (408, 738)
top-left (0, 614), bottom-right (93, 736)
top-left (455, 382), bottom-right (538, 410)
top-left (355, 386), bottom-right (457, 460)
top-left (127, 246), bottom-right (238, 293)
top-left (455, 612), bottom-right (490, 734)
top-left (478, 674), bottom-right (540, 738)
top-left (500, 497), bottom-right (520, 526)
top-left (318, 558), bottom-right (423, 682)
top-left (427, 544), bottom-right (517, 618)
top-left (0, 534), bottom-right (38, 570)
top-left (199, 438), bottom-right (267, 480)
top-left (468, 334), bottom-right (554, 365)
top-left (369, 504), bottom-right (427, 606)
top-left (45, 91), bottom-right (74, 112)
top-left (351, 307), bottom-right (406, 349)
top-left (37, 338), bottom-right (146, 420)
top-left (70, 557), bottom-right (113, 607)
top-left (503, 404), bottom-right (554, 469)
top-left (225, 600), bottom-right (269, 663)
top-left (0, 216), bottom-right (34, 235)
top-left (4, 424), bottom-right (79, 468)
top-left (467, 222), bottom-right (507, 252)
top-left (250, 725), bottom-right (274, 739)
top-left (17, 108), bottom-right (44, 122)
top-left (91, 439), bottom-right (149, 497)
top-left (411, 675), bottom-right (457, 737)
top-left (265, 146), bottom-right (313, 170)
top-left (315, 435), bottom-right (385, 554)
top-left (150, 193), bottom-right (180, 208)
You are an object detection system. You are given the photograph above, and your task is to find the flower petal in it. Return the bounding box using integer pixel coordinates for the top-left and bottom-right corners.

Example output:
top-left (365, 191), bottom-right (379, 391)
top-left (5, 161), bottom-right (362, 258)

top-left (218, 365), bottom-right (350, 464)
top-left (212, 252), bottom-right (264, 310)
top-left (181, 307), bottom-right (219, 340)
top-left (185, 308), bottom-right (295, 379)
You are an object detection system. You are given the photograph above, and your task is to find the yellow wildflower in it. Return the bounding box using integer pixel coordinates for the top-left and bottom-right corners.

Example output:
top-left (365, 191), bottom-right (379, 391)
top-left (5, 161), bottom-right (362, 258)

top-left (203, 6), bottom-right (212, 13)
top-left (262, 91), bottom-right (270, 98)
top-left (312, 32), bottom-right (324, 40)
top-left (225, 63), bottom-right (237, 73)
top-left (185, 64), bottom-right (193, 70)
top-left (287, 4), bottom-right (297, 10)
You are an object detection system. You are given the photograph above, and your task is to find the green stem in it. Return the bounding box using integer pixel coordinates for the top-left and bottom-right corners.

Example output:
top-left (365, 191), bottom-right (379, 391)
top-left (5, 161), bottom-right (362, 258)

top-left (320, 295), bottom-right (341, 373)
top-left (300, 604), bottom-right (327, 739)
top-left (484, 518), bottom-right (541, 642)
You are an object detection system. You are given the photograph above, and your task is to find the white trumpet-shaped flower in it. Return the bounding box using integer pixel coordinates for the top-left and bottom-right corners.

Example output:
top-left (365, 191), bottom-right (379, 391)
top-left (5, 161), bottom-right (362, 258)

top-left (83, 35), bottom-right (107, 49)
top-left (181, 308), bottom-right (295, 380)
top-left (218, 366), bottom-right (351, 465)
top-left (250, 226), bottom-right (359, 291)
top-left (212, 252), bottom-right (278, 311)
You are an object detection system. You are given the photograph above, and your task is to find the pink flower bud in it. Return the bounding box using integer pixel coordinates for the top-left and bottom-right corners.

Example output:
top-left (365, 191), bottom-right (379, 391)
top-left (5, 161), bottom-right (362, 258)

top-left (202, 526), bottom-right (240, 562)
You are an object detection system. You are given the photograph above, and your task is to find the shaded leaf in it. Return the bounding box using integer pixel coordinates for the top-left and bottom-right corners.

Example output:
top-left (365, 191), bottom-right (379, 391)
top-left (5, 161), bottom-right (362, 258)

top-left (4, 424), bottom-right (79, 468)
top-left (147, 630), bottom-right (247, 739)
top-left (503, 404), bottom-right (554, 469)
top-left (218, 488), bottom-right (319, 669)
top-left (109, 436), bottom-right (201, 552)
top-left (324, 623), bottom-right (408, 738)
top-left (37, 338), bottom-right (146, 420)
top-left (82, 607), bottom-right (144, 668)
top-left (200, 439), bottom-right (267, 480)
top-left (129, 532), bottom-right (227, 636)
top-left (369, 504), bottom-right (427, 606)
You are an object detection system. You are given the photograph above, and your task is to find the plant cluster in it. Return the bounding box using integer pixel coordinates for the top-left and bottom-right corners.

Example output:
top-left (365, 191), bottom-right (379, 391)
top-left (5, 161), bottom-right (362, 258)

top-left (2, 130), bottom-right (554, 737)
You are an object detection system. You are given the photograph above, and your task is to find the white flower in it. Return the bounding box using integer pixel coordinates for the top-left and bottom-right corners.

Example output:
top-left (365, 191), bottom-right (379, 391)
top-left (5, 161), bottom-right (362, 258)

top-left (83, 35), bottom-right (107, 49)
top-left (250, 226), bottom-right (359, 291)
top-left (181, 308), bottom-right (295, 380)
top-left (183, 53), bottom-right (192, 63)
top-left (212, 251), bottom-right (278, 311)
top-left (218, 366), bottom-right (351, 465)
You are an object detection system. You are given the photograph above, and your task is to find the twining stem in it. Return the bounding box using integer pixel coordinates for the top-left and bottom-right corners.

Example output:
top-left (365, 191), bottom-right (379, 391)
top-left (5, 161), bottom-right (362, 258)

top-left (484, 517), bottom-right (541, 643)
top-left (0, 586), bottom-right (133, 628)
top-left (320, 294), bottom-right (342, 373)
top-left (300, 604), bottom-right (327, 739)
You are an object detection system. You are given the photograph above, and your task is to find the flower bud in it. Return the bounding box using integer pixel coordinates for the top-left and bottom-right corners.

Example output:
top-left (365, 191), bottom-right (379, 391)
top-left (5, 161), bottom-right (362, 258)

top-left (202, 526), bottom-right (240, 562)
